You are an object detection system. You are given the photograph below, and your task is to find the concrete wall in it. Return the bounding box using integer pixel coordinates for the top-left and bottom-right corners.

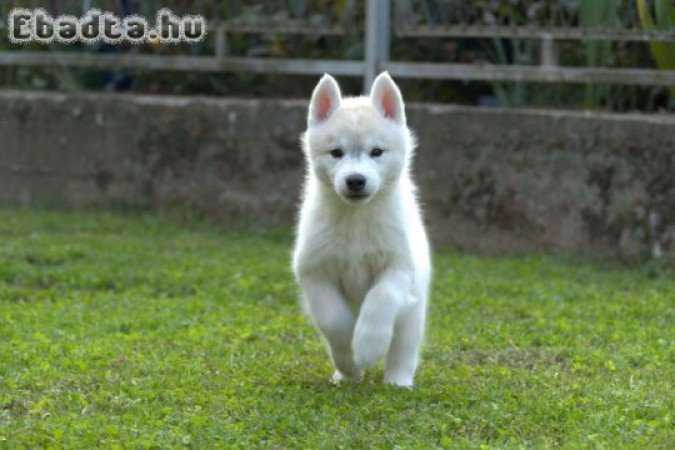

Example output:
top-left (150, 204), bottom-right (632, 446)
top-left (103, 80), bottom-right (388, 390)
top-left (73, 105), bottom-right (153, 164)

top-left (1, 90), bottom-right (673, 256)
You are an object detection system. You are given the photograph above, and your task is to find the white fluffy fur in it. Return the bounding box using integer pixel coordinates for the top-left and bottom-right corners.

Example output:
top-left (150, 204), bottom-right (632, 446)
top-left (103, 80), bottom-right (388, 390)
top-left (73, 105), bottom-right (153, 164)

top-left (293, 72), bottom-right (431, 387)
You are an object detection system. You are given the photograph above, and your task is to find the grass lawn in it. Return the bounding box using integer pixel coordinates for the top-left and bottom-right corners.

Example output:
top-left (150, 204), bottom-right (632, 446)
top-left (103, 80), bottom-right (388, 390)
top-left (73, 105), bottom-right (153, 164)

top-left (0, 209), bottom-right (672, 448)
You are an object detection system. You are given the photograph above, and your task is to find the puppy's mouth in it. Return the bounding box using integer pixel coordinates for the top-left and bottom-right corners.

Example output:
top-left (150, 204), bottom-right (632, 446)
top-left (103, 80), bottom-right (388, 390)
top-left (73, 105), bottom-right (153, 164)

top-left (342, 193), bottom-right (371, 202)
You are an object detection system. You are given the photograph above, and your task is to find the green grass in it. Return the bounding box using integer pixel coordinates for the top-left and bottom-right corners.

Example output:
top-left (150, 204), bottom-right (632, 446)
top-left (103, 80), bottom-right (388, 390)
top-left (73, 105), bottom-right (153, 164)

top-left (0, 209), bottom-right (672, 449)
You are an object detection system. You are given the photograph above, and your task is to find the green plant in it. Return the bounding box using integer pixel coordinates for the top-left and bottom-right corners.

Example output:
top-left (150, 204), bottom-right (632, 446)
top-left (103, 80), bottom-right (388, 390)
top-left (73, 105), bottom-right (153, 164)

top-left (485, 36), bottom-right (531, 107)
top-left (479, 1), bottom-right (534, 108)
top-left (636, 0), bottom-right (675, 109)
top-left (580, 0), bottom-right (621, 108)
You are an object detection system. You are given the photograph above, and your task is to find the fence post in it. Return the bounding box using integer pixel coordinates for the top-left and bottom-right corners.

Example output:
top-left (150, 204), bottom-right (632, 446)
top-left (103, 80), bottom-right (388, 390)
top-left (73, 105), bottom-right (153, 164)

top-left (215, 25), bottom-right (228, 60)
top-left (378, 0), bottom-right (391, 66)
top-left (364, 0), bottom-right (391, 92)
top-left (540, 33), bottom-right (558, 68)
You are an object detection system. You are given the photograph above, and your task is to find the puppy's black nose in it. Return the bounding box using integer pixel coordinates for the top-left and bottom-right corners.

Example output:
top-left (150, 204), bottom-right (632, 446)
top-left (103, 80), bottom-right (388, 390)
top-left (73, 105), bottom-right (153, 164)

top-left (345, 174), bottom-right (367, 192)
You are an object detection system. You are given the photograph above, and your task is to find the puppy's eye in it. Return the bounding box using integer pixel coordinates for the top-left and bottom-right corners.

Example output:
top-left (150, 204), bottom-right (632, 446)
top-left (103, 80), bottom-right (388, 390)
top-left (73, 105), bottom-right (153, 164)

top-left (370, 147), bottom-right (384, 158)
top-left (329, 148), bottom-right (344, 158)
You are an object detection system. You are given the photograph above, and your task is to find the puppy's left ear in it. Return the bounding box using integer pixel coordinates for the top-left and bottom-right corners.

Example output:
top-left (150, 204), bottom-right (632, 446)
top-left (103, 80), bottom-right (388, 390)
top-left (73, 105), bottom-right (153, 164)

top-left (370, 71), bottom-right (405, 125)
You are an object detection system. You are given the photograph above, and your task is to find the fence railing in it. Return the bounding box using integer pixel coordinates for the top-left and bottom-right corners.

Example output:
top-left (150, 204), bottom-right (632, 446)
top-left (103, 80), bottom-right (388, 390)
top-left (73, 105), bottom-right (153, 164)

top-left (0, 0), bottom-right (673, 93)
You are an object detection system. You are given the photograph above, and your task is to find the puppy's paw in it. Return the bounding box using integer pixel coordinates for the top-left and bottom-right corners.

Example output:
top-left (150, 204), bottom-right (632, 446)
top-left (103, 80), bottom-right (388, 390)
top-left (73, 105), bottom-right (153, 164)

top-left (330, 370), bottom-right (346, 385)
top-left (352, 324), bottom-right (392, 369)
top-left (384, 374), bottom-right (414, 388)
top-left (330, 369), bottom-right (363, 385)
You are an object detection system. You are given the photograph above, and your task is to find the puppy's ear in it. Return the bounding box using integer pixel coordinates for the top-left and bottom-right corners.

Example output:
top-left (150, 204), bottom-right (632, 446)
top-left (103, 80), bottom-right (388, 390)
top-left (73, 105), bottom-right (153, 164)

top-left (370, 71), bottom-right (405, 125)
top-left (308, 74), bottom-right (341, 126)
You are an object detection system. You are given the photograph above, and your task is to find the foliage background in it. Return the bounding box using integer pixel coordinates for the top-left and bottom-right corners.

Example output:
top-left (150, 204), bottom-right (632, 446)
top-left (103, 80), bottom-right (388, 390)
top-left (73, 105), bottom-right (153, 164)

top-left (0, 0), bottom-right (673, 111)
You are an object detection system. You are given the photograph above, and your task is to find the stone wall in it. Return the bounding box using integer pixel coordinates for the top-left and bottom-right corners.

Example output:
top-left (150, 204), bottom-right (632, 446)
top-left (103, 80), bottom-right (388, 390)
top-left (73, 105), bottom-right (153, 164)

top-left (1, 90), bottom-right (673, 256)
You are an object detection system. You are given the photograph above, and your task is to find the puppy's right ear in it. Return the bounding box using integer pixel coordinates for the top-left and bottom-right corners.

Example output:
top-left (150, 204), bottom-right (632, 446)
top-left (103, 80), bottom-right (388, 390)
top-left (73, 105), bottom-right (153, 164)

top-left (308, 74), bottom-right (341, 126)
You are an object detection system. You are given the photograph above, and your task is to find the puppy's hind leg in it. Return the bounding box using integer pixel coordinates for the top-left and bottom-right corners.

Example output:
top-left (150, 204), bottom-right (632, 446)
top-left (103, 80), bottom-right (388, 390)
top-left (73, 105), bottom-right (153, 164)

top-left (384, 299), bottom-right (426, 387)
top-left (298, 274), bottom-right (362, 382)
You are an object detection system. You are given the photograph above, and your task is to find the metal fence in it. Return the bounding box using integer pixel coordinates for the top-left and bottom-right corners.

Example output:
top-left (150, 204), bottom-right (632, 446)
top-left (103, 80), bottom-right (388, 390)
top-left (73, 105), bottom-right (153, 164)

top-left (0, 0), bottom-right (673, 93)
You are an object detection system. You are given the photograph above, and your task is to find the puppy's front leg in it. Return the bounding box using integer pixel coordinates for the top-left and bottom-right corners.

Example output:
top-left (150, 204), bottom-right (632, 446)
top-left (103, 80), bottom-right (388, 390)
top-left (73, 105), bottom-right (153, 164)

top-left (352, 268), bottom-right (410, 370)
top-left (298, 273), bottom-right (362, 381)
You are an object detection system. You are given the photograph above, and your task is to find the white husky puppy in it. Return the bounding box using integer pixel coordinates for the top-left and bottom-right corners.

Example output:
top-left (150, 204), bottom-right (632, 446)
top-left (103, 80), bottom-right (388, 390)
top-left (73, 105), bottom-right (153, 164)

top-left (292, 72), bottom-right (431, 387)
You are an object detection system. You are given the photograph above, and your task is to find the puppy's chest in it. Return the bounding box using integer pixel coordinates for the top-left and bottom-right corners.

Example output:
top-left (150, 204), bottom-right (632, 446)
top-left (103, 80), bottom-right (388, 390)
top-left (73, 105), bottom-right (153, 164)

top-left (335, 252), bottom-right (389, 307)
top-left (309, 211), bottom-right (403, 304)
